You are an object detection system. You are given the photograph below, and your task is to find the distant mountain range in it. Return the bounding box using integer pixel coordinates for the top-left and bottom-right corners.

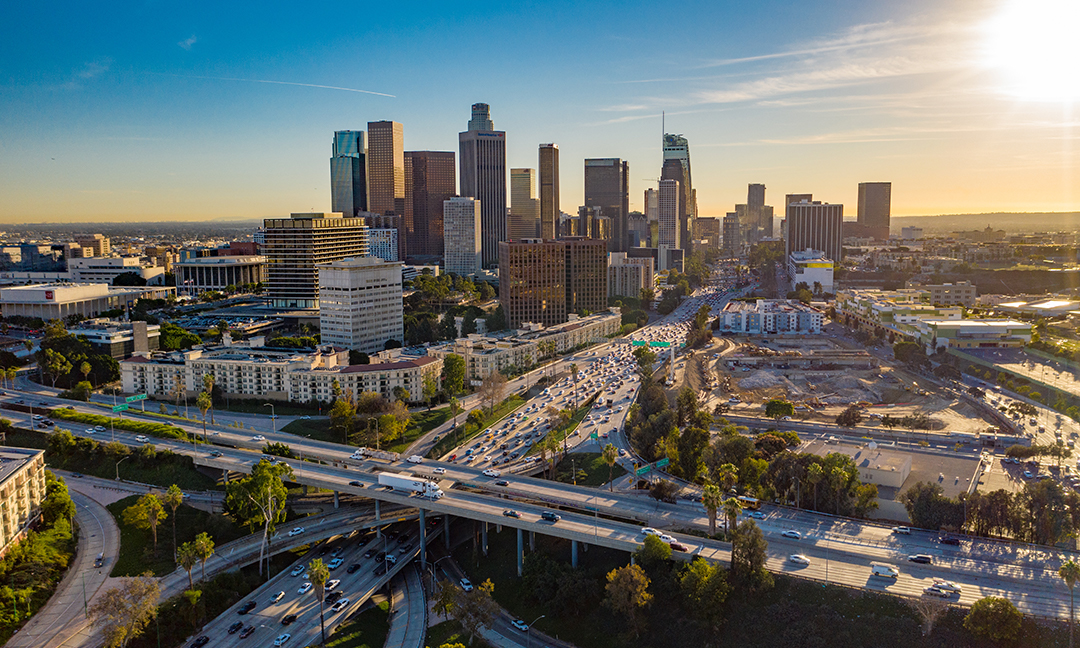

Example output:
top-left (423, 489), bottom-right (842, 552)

top-left (891, 212), bottom-right (1080, 234)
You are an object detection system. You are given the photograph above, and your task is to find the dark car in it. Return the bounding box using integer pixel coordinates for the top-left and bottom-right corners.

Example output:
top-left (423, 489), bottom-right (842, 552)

top-left (502, 509), bottom-right (521, 519)
top-left (229, 621), bottom-right (245, 634)
top-left (669, 542), bottom-right (689, 552)
top-left (398, 543), bottom-right (412, 554)
top-left (495, 480), bottom-right (510, 486)
top-left (282, 613), bottom-right (297, 625)
top-left (374, 552), bottom-right (385, 563)
top-left (908, 554), bottom-right (934, 564)
top-left (239, 626), bottom-right (255, 639)
top-left (373, 563), bottom-right (388, 576)
top-left (190, 637), bottom-right (209, 648)
top-left (326, 591), bottom-right (344, 604)
top-left (331, 547), bottom-right (345, 557)
top-left (397, 535), bottom-right (408, 544)
top-left (541, 511), bottom-right (561, 522)
top-left (238, 601), bottom-right (257, 615)
top-left (348, 481), bottom-right (364, 488)
top-left (363, 549), bottom-right (376, 559)
top-left (939, 536), bottom-right (961, 546)
top-left (357, 536), bottom-right (370, 547)
top-left (346, 563), bottom-right (361, 574)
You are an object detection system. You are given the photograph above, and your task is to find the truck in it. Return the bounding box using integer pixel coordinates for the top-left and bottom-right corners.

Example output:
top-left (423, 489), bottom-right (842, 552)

top-left (870, 562), bottom-right (899, 578)
top-left (377, 472), bottom-right (444, 499)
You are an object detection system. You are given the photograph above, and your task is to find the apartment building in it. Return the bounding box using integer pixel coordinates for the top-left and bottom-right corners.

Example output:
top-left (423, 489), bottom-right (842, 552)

top-left (0, 447), bottom-right (47, 558)
top-left (718, 300), bottom-right (823, 335)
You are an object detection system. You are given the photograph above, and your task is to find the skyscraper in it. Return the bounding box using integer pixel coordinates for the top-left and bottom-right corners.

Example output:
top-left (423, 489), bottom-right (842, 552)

top-left (262, 213), bottom-right (369, 309)
top-left (661, 158), bottom-right (689, 249)
top-left (658, 178), bottom-right (680, 250)
top-left (584, 158), bottom-right (630, 252)
top-left (458, 103), bottom-right (507, 268)
top-left (509, 168), bottom-right (540, 240)
top-left (330, 131), bottom-right (367, 218)
top-left (318, 256), bottom-right (403, 354)
top-left (857, 182), bottom-right (892, 240)
top-left (644, 188), bottom-right (658, 222)
top-left (785, 200), bottom-right (843, 266)
top-left (404, 151), bottom-right (455, 258)
top-left (443, 197), bottom-right (482, 277)
top-left (367, 121), bottom-right (405, 258)
top-left (539, 144), bottom-right (560, 240)
top-left (663, 133), bottom-right (693, 250)
top-left (735, 183), bottom-right (775, 244)
top-left (498, 237), bottom-right (607, 328)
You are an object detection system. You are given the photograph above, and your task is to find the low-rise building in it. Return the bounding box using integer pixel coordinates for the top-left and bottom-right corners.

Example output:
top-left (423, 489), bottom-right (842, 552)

top-left (836, 287), bottom-right (961, 340)
top-left (787, 249), bottom-right (834, 294)
top-left (174, 255), bottom-right (267, 296)
top-left (67, 256), bottom-right (166, 285)
top-left (908, 280), bottom-right (977, 308)
top-left (0, 283), bottom-right (174, 321)
top-left (718, 299), bottom-right (823, 335)
top-left (914, 318), bottom-right (1032, 353)
top-left (0, 447), bottom-right (47, 558)
top-left (66, 319), bottom-right (161, 359)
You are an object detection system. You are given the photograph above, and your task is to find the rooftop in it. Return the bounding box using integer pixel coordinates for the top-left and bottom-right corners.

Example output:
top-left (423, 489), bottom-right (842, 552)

top-left (0, 447), bottom-right (43, 485)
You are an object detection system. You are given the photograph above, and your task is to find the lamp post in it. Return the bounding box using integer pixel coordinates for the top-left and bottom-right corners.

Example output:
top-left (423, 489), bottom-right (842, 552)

top-left (115, 455), bottom-right (130, 481)
top-left (263, 403), bottom-right (276, 435)
top-left (429, 555), bottom-right (452, 593)
top-left (526, 614), bottom-right (546, 648)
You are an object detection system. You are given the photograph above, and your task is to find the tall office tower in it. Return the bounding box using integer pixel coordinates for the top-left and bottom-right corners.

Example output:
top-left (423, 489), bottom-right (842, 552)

top-left (658, 178), bottom-right (680, 250)
top-left (747, 183), bottom-right (774, 238)
top-left (499, 240), bottom-right (566, 328)
top-left (443, 197), bottom-right (482, 277)
top-left (538, 144), bottom-right (560, 240)
top-left (262, 213), bottom-right (369, 309)
top-left (748, 183), bottom-right (765, 208)
top-left (784, 193), bottom-right (814, 221)
top-left (644, 188), bottom-right (659, 221)
top-left (661, 158), bottom-right (690, 251)
top-left (404, 151), bottom-right (455, 258)
top-left (330, 130), bottom-right (367, 217)
top-left (584, 158), bottom-right (630, 252)
top-left (564, 238), bottom-right (608, 316)
top-left (663, 133), bottom-right (693, 249)
top-left (318, 256), bottom-right (404, 354)
top-left (576, 206), bottom-right (611, 242)
top-left (785, 200), bottom-right (843, 266)
top-left (458, 103), bottom-right (507, 268)
top-left (723, 213), bottom-right (741, 255)
top-left (857, 182), bottom-right (892, 240)
top-left (367, 121), bottom-right (406, 258)
top-left (509, 168), bottom-right (540, 240)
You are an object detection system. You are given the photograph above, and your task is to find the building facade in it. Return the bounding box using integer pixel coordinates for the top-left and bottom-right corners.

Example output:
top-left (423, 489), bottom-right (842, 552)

top-left (788, 249), bottom-right (834, 294)
top-left (403, 150), bottom-right (455, 259)
top-left (72, 234), bottom-right (111, 257)
top-left (0, 447), bottom-right (46, 558)
top-left (499, 240), bottom-right (566, 328)
top-left (509, 167), bottom-right (540, 241)
top-left (718, 299), bottom-right (824, 335)
top-left (785, 200), bottom-right (843, 269)
top-left (262, 213), bottom-right (369, 309)
top-left (318, 257), bottom-right (404, 354)
top-left (538, 144), bottom-right (560, 241)
top-left (330, 130), bottom-right (367, 217)
top-left (66, 318), bottom-right (160, 359)
top-left (67, 256), bottom-right (166, 285)
top-left (443, 197), bottom-right (482, 277)
top-left (584, 158), bottom-right (630, 252)
top-left (608, 252), bottom-right (653, 299)
top-left (458, 104), bottom-right (507, 269)
top-left (0, 283), bottom-right (174, 320)
top-left (658, 179), bottom-right (680, 250)
top-left (367, 228), bottom-right (399, 263)
top-left (174, 256), bottom-right (266, 296)
top-left (857, 182), bottom-right (892, 240)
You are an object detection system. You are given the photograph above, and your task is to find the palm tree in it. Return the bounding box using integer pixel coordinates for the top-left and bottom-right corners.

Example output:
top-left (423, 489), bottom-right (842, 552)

top-left (80, 360), bottom-right (92, 389)
top-left (308, 558), bottom-right (330, 646)
top-left (6, 367), bottom-right (16, 390)
top-left (162, 485), bottom-right (184, 557)
top-left (717, 463), bottom-right (738, 493)
top-left (702, 484), bottom-right (723, 536)
top-left (202, 373), bottom-right (216, 424)
top-left (194, 532), bottom-right (214, 581)
top-left (602, 443), bottom-right (619, 492)
top-left (721, 497), bottom-right (743, 536)
top-left (830, 466), bottom-right (846, 516)
top-left (178, 542), bottom-right (198, 590)
top-left (568, 362), bottom-right (579, 408)
top-left (196, 391), bottom-right (212, 443)
top-left (1062, 560), bottom-right (1080, 648)
top-left (807, 463), bottom-right (824, 511)
top-left (449, 397), bottom-right (461, 445)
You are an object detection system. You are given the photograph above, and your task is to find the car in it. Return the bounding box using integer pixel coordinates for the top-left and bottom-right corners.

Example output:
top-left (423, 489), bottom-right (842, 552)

top-left (331, 597), bottom-right (351, 613)
top-left (511, 619), bottom-right (529, 632)
top-left (406, 455), bottom-right (424, 464)
top-left (239, 625), bottom-right (255, 638)
top-left (269, 591), bottom-right (285, 603)
top-left (239, 601), bottom-right (257, 614)
top-left (326, 591), bottom-right (344, 604)
top-left (541, 511), bottom-right (561, 522)
top-left (281, 613), bottom-right (297, 625)
top-left (71, 472), bottom-right (83, 478)
top-left (503, 509), bottom-right (521, 518)
top-left (433, 467), bottom-right (446, 474)
top-left (939, 536), bottom-right (961, 546)
top-left (923, 585), bottom-right (951, 598)
top-left (459, 578), bottom-right (474, 592)
top-left (495, 479), bottom-right (510, 486)
top-left (326, 579), bottom-right (341, 591)
top-left (85, 428), bottom-right (97, 434)
top-left (347, 563), bottom-right (362, 574)
top-left (483, 469), bottom-right (501, 477)
top-left (669, 542), bottom-right (689, 552)
top-left (94, 425), bottom-right (106, 432)
top-left (290, 565), bottom-right (305, 577)
top-left (781, 530), bottom-right (801, 540)
top-left (288, 527), bottom-right (305, 537)
top-left (189, 636), bottom-right (209, 648)
top-left (348, 480), bottom-right (365, 488)
top-left (229, 621), bottom-right (245, 634)
top-left (746, 511), bottom-right (765, 519)
top-left (274, 634), bottom-right (291, 646)
top-left (328, 558), bottom-right (344, 570)
top-left (892, 526), bottom-right (912, 535)
top-left (252, 435), bottom-right (266, 441)
top-left (301, 415), bottom-right (311, 420)
top-left (298, 582), bottom-right (312, 594)
top-left (933, 580), bottom-right (962, 593)
top-left (210, 450), bottom-right (223, 457)
top-left (658, 533), bottom-right (676, 543)
top-left (908, 554), bottom-right (933, 564)
top-left (788, 554), bottom-right (811, 565)
top-left (363, 549), bottom-right (376, 559)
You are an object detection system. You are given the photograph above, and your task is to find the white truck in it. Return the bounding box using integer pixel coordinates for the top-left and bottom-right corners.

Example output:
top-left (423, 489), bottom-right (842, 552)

top-left (870, 562), bottom-right (899, 578)
top-left (377, 472), bottom-right (444, 499)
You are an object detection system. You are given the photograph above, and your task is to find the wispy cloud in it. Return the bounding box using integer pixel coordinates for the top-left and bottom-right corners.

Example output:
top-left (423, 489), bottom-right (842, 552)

top-left (178, 35), bottom-right (197, 51)
top-left (166, 73), bottom-right (395, 97)
top-left (59, 57), bottom-right (112, 89)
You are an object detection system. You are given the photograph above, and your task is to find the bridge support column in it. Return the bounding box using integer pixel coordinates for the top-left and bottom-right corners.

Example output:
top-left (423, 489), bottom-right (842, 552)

top-left (419, 509), bottom-right (427, 569)
top-left (333, 491), bottom-right (339, 509)
top-left (630, 554), bottom-right (636, 566)
top-left (517, 528), bottom-right (524, 577)
top-left (222, 470), bottom-right (229, 484)
top-left (375, 500), bottom-right (381, 521)
top-left (444, 515), bottom-right (451, 549)
top-left (571, 540), bottom-right (578, 568)
top-left (529, 530), bottom-right (535, 552)
top-left (482, 522), bottom-right (488, 556)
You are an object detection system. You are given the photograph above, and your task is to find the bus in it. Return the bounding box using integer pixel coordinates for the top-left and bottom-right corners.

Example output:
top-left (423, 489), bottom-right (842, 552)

top-left (736, 495), bottom-right (761, 511)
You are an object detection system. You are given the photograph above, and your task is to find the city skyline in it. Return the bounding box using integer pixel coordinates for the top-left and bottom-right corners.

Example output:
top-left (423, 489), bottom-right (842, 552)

top-left (1, 0), bottom-right (1077, 223)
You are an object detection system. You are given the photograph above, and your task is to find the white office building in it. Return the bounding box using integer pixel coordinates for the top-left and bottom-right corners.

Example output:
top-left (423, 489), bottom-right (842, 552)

top-left (788, 249), bottom-right (835, 294)
top-left (443, 197), bottom-right (481, 276)
top-left (318, 257), bottom-right (404, 354)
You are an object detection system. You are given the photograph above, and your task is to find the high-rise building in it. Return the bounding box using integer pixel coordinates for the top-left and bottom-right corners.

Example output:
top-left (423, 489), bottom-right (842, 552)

top-left (367, 228), bottom-right (399, 262)
top-left (318, 256), bottom-right (404, 354)
top-left (784, 194), bottom-right (814, 221)
top-left (498, 237), bottom-right (607, 328)
top-left (443, 197), bottom-right (482, 277)
top-left (262, 213), bottom-right (369, 309)
top-left (785, 200), bottom-right (843, 267)
top-left (661, 158), bottom-right (690, 251)
top-left (658, 179), bottom-right (680, 250)
top-left (367, 121), bottom-right (406, 257)
top-left (584, 158), bottom-right (630, 252)
top-left (644, 188), bottom-right (658, 221)
top-left (627, 211), bottom-right (648, 248)
top-left (723, 213), bottom-right (741, 255)
top-left (734, 183), bottom-right (775, 244)
top-left (509, 168), bottom-right (540, 240)
top-left (608, 252), bottom-right (654, 299)
top-left (564, 238), bottom-right (608, 315)
top-left (330, 130), bottom-right (367, 217)
top-left (404, 151), bottom-right (455, 258)
top-left (458, 103), bottom-right (507, 268)
top-left (858, 182), bottom-right (892, 240)
top-left (663, 133), bottom-right (693, 250)
top-left (73, 233), bottom-right (111, 257)
top-left (539, 144), bottom-right (560, 240)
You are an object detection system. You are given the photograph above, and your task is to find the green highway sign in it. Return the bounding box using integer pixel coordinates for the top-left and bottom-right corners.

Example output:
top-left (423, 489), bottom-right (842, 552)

top-left (112, 404), bottom-right (129, 413)
top-left (631, 341), bottom-right (646, 347)
top-left (125, 394), bottom-right (147, 403)
top-left (655, 457), bottom-right (670, 469)
top-left (590, 432), bottom-right (598, 440)
top-left (635, 465), bottom-right (652, 476)
top-left (648, 341), bottom-right (671, 348)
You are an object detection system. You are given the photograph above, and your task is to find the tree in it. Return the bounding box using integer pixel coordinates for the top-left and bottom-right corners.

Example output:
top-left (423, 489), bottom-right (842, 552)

top-left (635, 534), bottom-right (673, 570)
top-left (423, 372), bottom-right (438, 410)
top-left (308, 557), bottom-right (330, 646)
top-left (901, 481), bottom-right (964, 531)
top-left (122, 493), bottom-right (167, 552)
top-left (893, 340), bottom-right (928, 368)
top-left (717, 463), bottom-right (738, 493)
top-left (162, 484), bottom-right (184, 557)
top-left (202, 373), bottom-right (216, 424)
top-left (181, 588), bottom-right (202, 632)
top-left (196, 391), bottom-right (212, 443)
top-left (835, 404), bottom-right (863, 427)
top-left (675, 386), bottom-right (699, 426)
top-left (702, 484), bottom-right (722, 536)
top-left (42, 470), bottom-right (76, 525)
top-left (453, 578), bottom-right (499, 644)
top-left (432, 578), bottom-right (457, 620)
top-left (43, 348), bottom-right (73, 388)
top-left (602, 443), bottom-right (619, 492)
top-left (909, 595), bottom-right (949, 638)
top-left (224, 459), bottom-right (293, 575)
top-left (679, 558), bottom-right (729, 630)
top-left (329, 397), bottom-right (357, 445)
top-left (648, 479), bottom-right (680, 506)
top-left (963, 596), bottom-right (1022, 643)
top-left (603, 564), bottom-right (652, 639)
top-left (112, 272), bottom-right (147, 287)
top-left (764, 398), bottom-right (794, 422)
top-left (1062, 560), bottom-right (1080, 648)
top-left (80, 360), bottom-right (93, 391)
top-left (721, 497), bottom-right (742, 534)
top-left (640, 287), bottom-right (655, 306)
top-left (441, 354), bottom-right (466, 396)
top-left (730, 519), bottom-right (772, 590)
top-left (177, 542), bottom-right (198, 590)
top-left (194, 532), bottom-right (214, 581)
top-left (89, 573), bottom-right (161, 648)
top-left (478, 371), bottom-right (508, 413)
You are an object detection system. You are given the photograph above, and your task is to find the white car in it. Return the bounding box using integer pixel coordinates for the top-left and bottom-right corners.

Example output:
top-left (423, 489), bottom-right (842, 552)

top-left (746, 511), bottom-right (765, 519)
top-left (933, 580), bottom-right (962, 593)
top-left (788, 554), bottom-right (811, 565)
top-left (288, 527), bottom-right (305, 537)
top-left (658, 534), bottom-right (676, 544)
top-left (252, 435), bottom-right (266, 442)
top-left (269, 590), bottom-right (285, 603)
top-left (781, 530), bottom-right (801, 540)
top-left (274, 634), bottom-right (291, 646)
top-left (328, 558), bottom-right (344, 570)
top-left (433, 467), bottom-right (446, 474)
top-left (135, 435), bottom-right (150, 443)
top-left (298, 582), bottom-right (312, 594)
top-left (511, 619), bottom-right (529, 632)
top-left (482, 469), bottom-right (501, 477)
top-left (459, 578), bottom-right (474, 592)
top-left (406, 455), bottom-right (424, 464)
top-left (326, 579), bottom-right (341, 591)
top-left (85, 428), bottom-right (96, 434)
top-left (330, 598), bottom-right (350, 612)
top-left (640, 527), bottom-right (659, 536)
top-left (290, 565), bottom-right (305, 577)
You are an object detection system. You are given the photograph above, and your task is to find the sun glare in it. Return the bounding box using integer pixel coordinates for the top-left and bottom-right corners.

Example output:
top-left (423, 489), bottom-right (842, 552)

top-left (983, 0), bottom-right (1080, 101)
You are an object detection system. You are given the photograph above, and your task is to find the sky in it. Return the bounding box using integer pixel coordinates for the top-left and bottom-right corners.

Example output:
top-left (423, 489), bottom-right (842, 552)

top-left (0, 0), bottom-right (1077, 224)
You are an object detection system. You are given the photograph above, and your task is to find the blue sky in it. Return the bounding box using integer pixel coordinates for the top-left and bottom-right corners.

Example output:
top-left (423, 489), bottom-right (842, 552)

top-left (1, 0), bottom-right (1076, 222)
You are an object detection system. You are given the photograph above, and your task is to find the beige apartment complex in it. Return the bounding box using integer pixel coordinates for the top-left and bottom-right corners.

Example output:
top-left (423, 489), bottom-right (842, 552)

top-left (0, 447), bottom-right (46, 557)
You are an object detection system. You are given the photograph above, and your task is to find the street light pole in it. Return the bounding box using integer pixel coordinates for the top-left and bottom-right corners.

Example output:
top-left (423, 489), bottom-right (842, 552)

top-left (526, 614), bottom-right (546, 648)
top-left (263, 403), bottom-right (276, 435)
top-left (116, 455), bottom-right (130, 481)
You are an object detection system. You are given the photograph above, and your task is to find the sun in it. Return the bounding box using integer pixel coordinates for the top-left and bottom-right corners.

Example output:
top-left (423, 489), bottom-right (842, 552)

top-left (983, 0), bottom-right (1080, 101)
